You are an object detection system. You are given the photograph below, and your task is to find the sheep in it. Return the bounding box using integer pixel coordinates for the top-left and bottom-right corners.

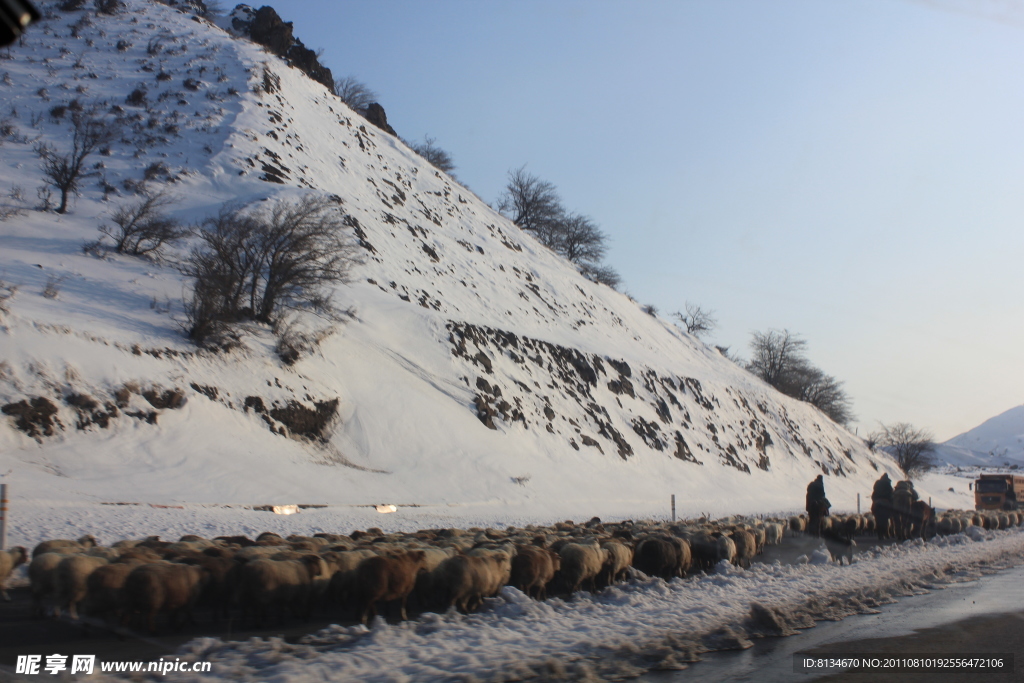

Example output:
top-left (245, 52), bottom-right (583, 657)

top-left (84, 558), bottom-right (148, 624)
top-left (123, 562), bottom-right (209, 633)
top-left (509, 545), bottom-right (560, 600)
top-left (435, 552), bottom-right (508, 613)
top-left (716, 534), bottom-right (737, 565)
top-left (730, 530), bottom-right (756, 568)
top-left (763, 522), bottom-right (784, 546)
top-left (789, 515), bottom-right (807, 533)
top-left (0, 546), bottom-right (28, 601)
top-left (237, 555), bottom-right (323, 626)
top-left (55, 554), bottom-right (110, 619)
top-left (352, 550), bottom-right (428, 625)
top-left (327, 548), bottom-right (378, 611)
top-left (466, 546), bottom-right (514, 596)
top-left (555, 542), bottom-right (608, 594)
top-left (178, 554), bottom-right (239, 620)
top-left (597, 540), bottom-right (633, 587)
top-left (412, 546), bottom-right (459, 610)
top-left (685, 531), bottom-right (720, 572)
top-left (639, 535), bottom-right (692, 580)
top-left (749, 526), bottom-right (767, 554)
top-left (32, 535), bottom-right (97, 558)
top-left (28, 552), bottom-right (69, 617)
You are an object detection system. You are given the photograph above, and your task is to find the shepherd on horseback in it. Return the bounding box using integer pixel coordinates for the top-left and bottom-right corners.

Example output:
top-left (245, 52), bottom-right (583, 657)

top-left (806, 474), bottom-right (831, 537)
top-left (871, 473), bottom-right (895, 539)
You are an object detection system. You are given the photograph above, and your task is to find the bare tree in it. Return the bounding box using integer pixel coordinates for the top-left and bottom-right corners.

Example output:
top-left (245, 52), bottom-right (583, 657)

top-left (100, 192), bottom-right (189, 256)
top-left (871, 422), bottom-right (935, 478)
top-left (184, 195), bottom-right (361, 342)
top-left (553, 212), bottom-right (607, 265)
top-left (747, 329), bottom-right (807, 388)
top-left (785, 364), bottom-right (853, 426)
top-left (497, 166), bottom-right (565, 244)
top-left (38, 113), bottom-right (112, 214)
top-left (333, 76), bottom-right (377, 113)
top-left (747, 328), bottom-right (853, 425)
top-left (673, 302), bottom-right (717, 338)
top-left (578, 261), bottom-right (621, 289)
top-left (409, 136), bottom-right (456, 175)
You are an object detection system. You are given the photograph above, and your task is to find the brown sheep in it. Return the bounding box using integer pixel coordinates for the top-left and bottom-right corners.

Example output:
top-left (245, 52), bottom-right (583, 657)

top-left (599, 540), bottom-right (634, 586)
top-left (686, 532), bottom-right (719, 572)
top-left (632, 536), bottom-right (690, 580)
top-left (412, 546), bottom-right (459, 610)
top-left (435, 553), bottom-right (507, 613)
top-left (55, 554), bottom-right (109, 619)
top-left (0, 546), bottom-right (28, 601)
top-left (178, 554), bottom-right (239, 620)
top-left (555, 542), bottom-right (608, 594)
top-left (327, 549), bottom-right (378, 611)
top-left (238, 555), bottom-right (323, 626)
top-left (32, 535), bottom-right (97, 558)
top-left (28, 552), bottom-right (68, 617)
top-left (730, 530), bottom-right (756, 568)
top-left (123, 562), bottom-right (208, 633)
top-left (353, 550), bottom-right (428, 625)
top-left (84, 559), bottom-right (147, 624)
top-left (509, 546), bottom-right (560, 600)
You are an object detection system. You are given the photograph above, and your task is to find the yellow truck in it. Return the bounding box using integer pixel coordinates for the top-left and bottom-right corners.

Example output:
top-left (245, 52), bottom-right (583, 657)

top-left (975, 474), bottom-right (1024, 511)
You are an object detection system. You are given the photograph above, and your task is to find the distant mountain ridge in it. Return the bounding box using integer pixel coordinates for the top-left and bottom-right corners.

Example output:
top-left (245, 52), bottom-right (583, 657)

top-left (934, 405), bottom-right (1024, 468)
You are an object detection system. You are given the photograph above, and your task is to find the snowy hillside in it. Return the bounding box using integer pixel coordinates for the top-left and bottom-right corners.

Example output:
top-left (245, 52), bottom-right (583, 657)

top-left (933, 405), bottom-right (1024, 468)
top-left (0, 0), bottom-right (908, 529)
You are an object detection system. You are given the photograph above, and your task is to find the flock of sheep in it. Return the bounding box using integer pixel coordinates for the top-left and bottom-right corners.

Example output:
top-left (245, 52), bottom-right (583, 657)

top-left (0, 507), bottom-right (1016, 635)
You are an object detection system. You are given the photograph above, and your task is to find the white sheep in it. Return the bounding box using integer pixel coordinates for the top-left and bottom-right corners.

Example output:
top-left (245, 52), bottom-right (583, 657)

top-left (0, 546), bottom-right (28, 601)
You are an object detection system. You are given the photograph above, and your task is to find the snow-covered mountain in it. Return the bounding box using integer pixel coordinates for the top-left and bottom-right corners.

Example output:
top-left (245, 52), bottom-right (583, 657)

top-left (933, 405), bottom-right (1024, 469)
top-left (0, 0), bottom-right (905, 521)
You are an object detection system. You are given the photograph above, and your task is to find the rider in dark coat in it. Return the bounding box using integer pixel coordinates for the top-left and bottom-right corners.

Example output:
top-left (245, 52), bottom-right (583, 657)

top-left (806, 474), bottom-right (829, 514)
top-left (872, 473), bottom-right (894, 503)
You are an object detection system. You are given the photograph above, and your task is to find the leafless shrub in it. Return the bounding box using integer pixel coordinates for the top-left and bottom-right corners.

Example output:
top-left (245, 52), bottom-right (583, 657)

top-left (184, 195), bottom-right (361, 343)
top-left (36, 186), bottom-right (53, 211)
top-left (93, 0), bottom-right (125, 16)
top-left (511, 475), bottom-right (531, 486)
top-left (116, 39), bottom-right (131, 52)
top-left (578, 262), bottom-right (621, 289)
top-left (333, 75), bottom-right (375, 112)
top-left (0, 280), bottom-right (16, 315)
top-left (642, 303), bottom-right (658, 316)
top-left (673, 302), bottom-right (717, 338)
top-left (38, 112), bottom-right (113, 213)
top-left (125, 87), bottom-right (147, 106)
top-left (409, 136), bottom-right (456, 175)
top-left (99, 191), bottom-right (187, 256)
top-left (746, 329), bottom-right (853, 425)
top-left (273, 316), bottom-right (340, 366)
top-left (869, 423), bottom-right (935, 479)
top-left (41, 274), bottom-right (66, 299)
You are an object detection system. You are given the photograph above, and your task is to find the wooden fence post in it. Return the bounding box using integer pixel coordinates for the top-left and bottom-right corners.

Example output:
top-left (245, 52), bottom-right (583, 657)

top-left (0, 483), bottom-right (7, 551)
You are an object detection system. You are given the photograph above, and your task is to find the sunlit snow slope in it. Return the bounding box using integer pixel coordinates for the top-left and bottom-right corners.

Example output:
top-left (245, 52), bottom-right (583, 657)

top-left (0, 0), bottom-right (903, 519)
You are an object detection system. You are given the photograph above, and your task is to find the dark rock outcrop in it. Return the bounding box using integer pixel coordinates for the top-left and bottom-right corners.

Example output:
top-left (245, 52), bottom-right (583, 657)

top-left (363, 102), bottom-right (398, 137)
top-left (232, 5), bottom-right (335, 92)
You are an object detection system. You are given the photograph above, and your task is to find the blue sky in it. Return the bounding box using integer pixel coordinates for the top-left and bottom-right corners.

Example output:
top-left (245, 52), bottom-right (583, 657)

top-left (283, 0), bottom-right (1024, 442)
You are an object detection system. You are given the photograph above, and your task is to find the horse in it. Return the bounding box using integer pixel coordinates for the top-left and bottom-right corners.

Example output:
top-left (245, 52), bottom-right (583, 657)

top-left (908, 500), bottom-right (935, 540)
top-left (891, 488), bottom-right (915, 540)
top-left (871, 498), bottom-right (893, 540)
